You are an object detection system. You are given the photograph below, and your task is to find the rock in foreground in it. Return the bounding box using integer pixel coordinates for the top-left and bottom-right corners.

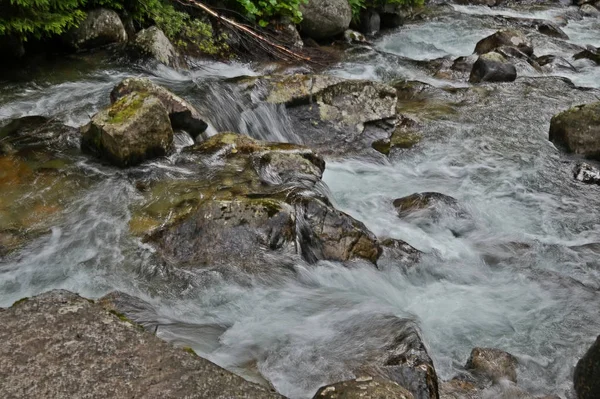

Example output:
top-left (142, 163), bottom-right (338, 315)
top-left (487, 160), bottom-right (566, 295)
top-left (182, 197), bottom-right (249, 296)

top-left (574, 335), bottom-right (600, 399)
top-left (549, 102), bottom-right (600, 160)
top-left (0, 290), bottom-right (282, 399)
top-left (81, 92), bottom-right (174, 167)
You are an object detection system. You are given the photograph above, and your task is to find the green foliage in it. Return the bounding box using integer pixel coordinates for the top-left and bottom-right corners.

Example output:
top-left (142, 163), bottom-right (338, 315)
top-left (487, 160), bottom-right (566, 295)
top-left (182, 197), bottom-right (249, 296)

top-left (0, 0), bottom-right (87, 40)
top-left (234, 0), bottom-right (307, 27)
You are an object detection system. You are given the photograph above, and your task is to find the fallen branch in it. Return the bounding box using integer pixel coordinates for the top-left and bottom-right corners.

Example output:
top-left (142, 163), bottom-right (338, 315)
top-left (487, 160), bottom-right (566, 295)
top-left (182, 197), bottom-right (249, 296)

top-left (174, 0), bottom-right (312, 62)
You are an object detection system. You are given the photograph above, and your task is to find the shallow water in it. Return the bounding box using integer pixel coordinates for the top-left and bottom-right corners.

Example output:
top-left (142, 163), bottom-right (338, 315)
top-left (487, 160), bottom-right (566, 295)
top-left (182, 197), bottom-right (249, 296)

top-left (2, 3), bottom-right (600, 399)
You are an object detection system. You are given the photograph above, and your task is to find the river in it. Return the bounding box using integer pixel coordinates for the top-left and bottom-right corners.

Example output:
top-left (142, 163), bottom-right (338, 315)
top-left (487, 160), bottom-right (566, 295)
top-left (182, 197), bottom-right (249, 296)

top-left (1, 2), bottom-right (599, 399)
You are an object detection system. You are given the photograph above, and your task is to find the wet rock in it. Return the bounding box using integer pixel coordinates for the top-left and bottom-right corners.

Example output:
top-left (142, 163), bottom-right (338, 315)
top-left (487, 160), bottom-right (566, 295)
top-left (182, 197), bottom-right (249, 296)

top-left (81, 92), bottom-right (174, 167)
top-left (469, 52), bottom-right (517, 83)
top-left (537, 55), bottom-right (577, 72)
top-left (372, 127), bottom-right (422, 155)
top-left (581, 4), bottom-right (600, 17)
top-left (65, 8), bottom-right (127, 50)
top-left (0, 290), bottom-right (282, 399)
top-left (110, 77), bottom-right (207, 139)
top-left (574, 162), bottom-right (600, 185)
top-left (537, 22), bottom-right (569, 40)
top-left (439, 379), bottom-right (480, 399)
top-left (360, 10), bottom-right (381, 35)
top-left (465, 347), bottom-right (518, 384)
top-left (549, 102), bottom-right (600, 160)
top-left (0, 116), bottom-right (79, 155)
top-left (377, 238), bottom-right (422, 270)
top-left (344, 30), bottom-right (368, 44)
top-left (394, 192), bottom-right (459, 218)
top-left (130, 26), bottom-right (184, 69)
top-left (474, 30), bottom-right (534, 57)
top-left (313, 376), bottom-right (414, 398)
top-left (574, 47), bottom-right (600, 64)
top-left (231, 74), bottom-right (398, 156)
top-left (138, 133), bottom-right (381, 270)
top-left (574, 335), bottom-right (600, 399)
top-left (300, 0), bottom-right (352, 39)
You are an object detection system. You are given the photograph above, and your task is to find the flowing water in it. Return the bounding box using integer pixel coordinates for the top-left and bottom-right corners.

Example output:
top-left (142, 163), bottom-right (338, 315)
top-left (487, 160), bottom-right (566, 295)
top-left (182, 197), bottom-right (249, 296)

top-left (2, 3), bottom-right (600, 399)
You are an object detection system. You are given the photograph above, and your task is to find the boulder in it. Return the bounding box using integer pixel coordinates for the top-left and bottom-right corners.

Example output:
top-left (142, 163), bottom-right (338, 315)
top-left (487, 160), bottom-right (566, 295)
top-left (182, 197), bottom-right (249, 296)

top-left (469, 52), bottom-right (517, 83)
top-left (313, 376), bottom-right (414, 398)
top-left (131, 26), bottom-right (184, 69)
top-left (574, 162), bottom-right (600, 185)
top-left (474, 30), bottom-right (534, 57)
top-left (549, 102), bottom-right (600, 160)
top-left (0, 290), bottom-right (282, 399)
top-left (110, 77), bottom-right (207, 139)
top-left (229, 74), bottom-right (398, 155)
top-left (81, 92), bottom-right (174, 167)
top-left (66, 8), bottom-right (127, 50)
top-left (300, 0), bottom-right (352, 39)
top-left (581, 4), bottom-right (600, 17)
top-left (465, 347), bottom-right (518, 384)
top-left (135, 133), bottom-right (381, 271)
top-left (537, 22), bottom-right (569, 39)
top-left (574, 335), bottom-right (600, 399)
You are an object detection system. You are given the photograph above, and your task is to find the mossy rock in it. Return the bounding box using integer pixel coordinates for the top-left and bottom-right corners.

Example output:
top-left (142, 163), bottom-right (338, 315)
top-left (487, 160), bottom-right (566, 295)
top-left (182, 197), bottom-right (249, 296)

top-left (82, 92), bottom-right (174, 167)
top-left (549, 102), bottom-right (600, 160)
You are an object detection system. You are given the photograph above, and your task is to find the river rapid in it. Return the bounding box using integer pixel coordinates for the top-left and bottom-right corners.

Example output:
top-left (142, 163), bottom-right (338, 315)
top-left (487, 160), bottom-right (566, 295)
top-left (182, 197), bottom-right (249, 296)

top-left (1, 2), bottom-right (600, 399)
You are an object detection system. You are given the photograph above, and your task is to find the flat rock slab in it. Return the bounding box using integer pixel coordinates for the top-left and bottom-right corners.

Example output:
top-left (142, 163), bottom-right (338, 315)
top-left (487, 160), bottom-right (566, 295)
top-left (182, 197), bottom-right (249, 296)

top-left (0, 290), bottom-right (283, 399)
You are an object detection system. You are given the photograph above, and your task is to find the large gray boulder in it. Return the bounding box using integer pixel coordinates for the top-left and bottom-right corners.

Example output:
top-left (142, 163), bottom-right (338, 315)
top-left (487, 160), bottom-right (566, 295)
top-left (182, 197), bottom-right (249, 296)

top-left (474, 30), bottom-right (533, 57)
top-left (300, 0), bottom-right (352, 39)
top-left (66, 8), bottom-right (127, 50)
top-left (81, 92), bottom-right (174, 167)
top-left (469, 52), bottom-right (517, 83)
top-left (134, 133), bottom-right (381, 272)
top-left (110, 77), bottom-right (207, 139)
top-left (549, 102), bottom-right (600, 160)
top-left (575, 335), bottom-right (600, 399)
top-left (465, 347), bottom-right (518, 384)
top-left (0, 290), bottom-right (283, 399)
top-left (131, 26), bottom-right (184, 69)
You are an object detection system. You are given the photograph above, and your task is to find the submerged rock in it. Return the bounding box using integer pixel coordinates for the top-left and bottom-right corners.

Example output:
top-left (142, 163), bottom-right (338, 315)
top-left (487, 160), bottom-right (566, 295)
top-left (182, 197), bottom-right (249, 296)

top-left (300, 0), bottom-right (352, 39)
top-left (394, 192), bottom-right (459, 218)
top-left (474, 30), bottom-right (534, 57)
top-left (81, 92), bottom-right (174, 167)
top-left (131, 26), bottom-right (184, 69)
top-left (65, 8), bottom-right (127, 50)
top-left (537, 55), bottom-right (577, 72)
top-left (574, 47), bottom-right (600, 64)
top-left (574, 162), bottom-right (600, 185)
top-left (0, 290), bottom-right (282, 399)
top-left (469, 52), bottom-right (517, 83)
top-left (549, 102), bottom-right (600, 160)
top-left (574, 335), bottom-right (600, 399)
top-left (465, 347), bottom-right (518, 384)
top-left (0, 116), bottom-right (78, 154)
top-left (111, 77), bottom-right (207, 139)
top-left (313, 376), bottom-right (414, 398)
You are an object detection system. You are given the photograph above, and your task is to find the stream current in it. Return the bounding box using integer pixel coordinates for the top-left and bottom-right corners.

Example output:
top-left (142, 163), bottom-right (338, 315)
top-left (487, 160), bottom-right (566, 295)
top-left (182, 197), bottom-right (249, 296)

top-left (1, 3), bottom-right (600, 399)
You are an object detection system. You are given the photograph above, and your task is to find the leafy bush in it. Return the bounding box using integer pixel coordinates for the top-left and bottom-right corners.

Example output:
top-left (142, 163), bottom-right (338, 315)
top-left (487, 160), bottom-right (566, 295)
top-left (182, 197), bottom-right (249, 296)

top-left (0, 0), bottom-right (87, 40)
top-left (235, 0), bottom-right (307, 27)
top-left (349, 0), bottom-right (424, 20)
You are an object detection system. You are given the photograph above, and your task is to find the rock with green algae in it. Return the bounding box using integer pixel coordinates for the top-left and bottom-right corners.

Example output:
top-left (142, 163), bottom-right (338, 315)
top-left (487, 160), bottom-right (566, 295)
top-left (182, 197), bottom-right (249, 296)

top-left (132, 133), bottom-right (382, 270)
top-left (81, 92), bottom-right (174, 167)
top-left (110, 77), bottom-right (207, 139)
top-left (0, 290), bottom-right (283, 399)
top-left (313, 376), bottom-right (414, 398)
top-left (549, 102), bottom-right (600, 160)
top-left (372, 128), bottom-right (422, 156)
